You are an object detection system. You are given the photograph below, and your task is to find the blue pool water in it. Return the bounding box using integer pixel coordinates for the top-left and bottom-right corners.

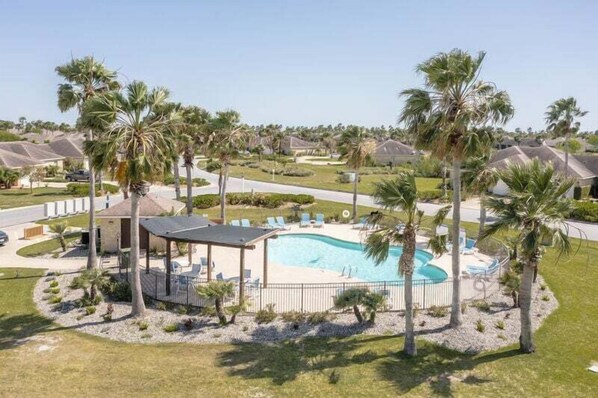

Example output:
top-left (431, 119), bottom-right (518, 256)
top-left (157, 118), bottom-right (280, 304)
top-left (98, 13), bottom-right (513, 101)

top-left (269, 234), bottom-right (447, 282)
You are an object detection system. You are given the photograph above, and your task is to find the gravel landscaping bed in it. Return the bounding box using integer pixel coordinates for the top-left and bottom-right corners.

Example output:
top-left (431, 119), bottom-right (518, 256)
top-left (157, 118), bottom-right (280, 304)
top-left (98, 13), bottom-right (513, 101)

top-left (34, 271), bottom-right (558, 353)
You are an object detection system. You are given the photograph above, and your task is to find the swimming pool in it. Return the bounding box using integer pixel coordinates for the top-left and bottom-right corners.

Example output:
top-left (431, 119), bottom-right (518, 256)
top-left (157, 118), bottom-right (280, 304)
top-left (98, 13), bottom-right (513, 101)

top-left (268, 233), bottom-right (448, 282)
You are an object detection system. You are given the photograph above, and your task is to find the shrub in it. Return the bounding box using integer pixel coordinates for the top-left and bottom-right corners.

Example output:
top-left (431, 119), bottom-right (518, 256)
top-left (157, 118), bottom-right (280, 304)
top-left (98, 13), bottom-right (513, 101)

top-left (48, 295), bottom-right (62, 304)
top-left (569, 201), bottom-right (598, 222)
top-left (103, 314), bottom-right (112, 322)
top-left (427, 305), bottom-right (448, 318)
top-left (200, 306), bottom-right (216, 317)
top-left (414, 156), bottom-right (442, 178)
top-left (43, 288), bottom-right (51, 293)
top-left (307, 311), bottom-right (334, 324)
top-left (103, 303), bottom-right (114, 322)
top-left (66, 183), bottom-right (119, 197)
top-left (495, 320), bottom-right (505, 330)
top-left (184, 318), bottom-right (194, 330)
top-left (50, 287), bottom-right (60, 294)
top-left (163, 324), bottom-right (179, 333)
top-left (85, 306), bottom-right (96, 315)
top-left (192, 194), bottom-right (221, 209)
top-left (541, 295), bottom-right (550, 301)
top-left (138, 321), bottom-right (149, 331)
top-left (281, 167), bottom-right (314, 177)
top-left (105, 281), bottom-right (132, 302)
top-left (155, 301), bottom-right (167, 311)
top-left (281, 311), bottom-right (306, 329)
top-left (471, 300), bottom-right (491, 313)
top-left (540, 283), bottom-right (547, 291)
top-left (475, 320), bottom-right (486, 333)
top-left (192, 177), bottom-right (209, 187)
top-left (255, 304), bottom-right (277, 324)
top-left (49, 280), bottom-right (59, 288)
top-left (176, 305), bottom-right (188, 315)
top-left (417, 190), bottom-right (450, 202)
top-left (205, 160), bottom-right (221, 172)
top-left (78, 291), bottom-right (102, 307)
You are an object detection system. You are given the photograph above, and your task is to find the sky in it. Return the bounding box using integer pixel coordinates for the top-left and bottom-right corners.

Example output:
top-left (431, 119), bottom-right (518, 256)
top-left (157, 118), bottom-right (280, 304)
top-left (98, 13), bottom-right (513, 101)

top-left (1, 0), bottom-right (597, 131)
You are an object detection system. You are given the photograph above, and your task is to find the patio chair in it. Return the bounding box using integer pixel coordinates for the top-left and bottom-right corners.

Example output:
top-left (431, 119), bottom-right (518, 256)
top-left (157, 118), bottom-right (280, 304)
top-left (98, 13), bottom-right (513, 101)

top-left (243, 269), bottom-right (252, 280)
top-left (267, 217), bottom-right (279, 229)
top-left (300, 213), bottom-right (311, 228)
top-left (465, 259), bottom-right (499, 277)
top-left (352, 216), bottom-right (366, 230)
top-left (190, 263), bottom-right (202, 276)
top-left (241, 219), bottom-right (251, 227)
top-left (200, 257), bottom-right (216, 273)
top-left (216, 272), bottom-right (224, 281)
top-left (462, 238), bottom-right (476, 255)
top-left (314, 213), bottom-right (325, 228)
top-left (230, 220), bottom-right (241, 227)
top-left (276, 216), bottom-right (291, 230)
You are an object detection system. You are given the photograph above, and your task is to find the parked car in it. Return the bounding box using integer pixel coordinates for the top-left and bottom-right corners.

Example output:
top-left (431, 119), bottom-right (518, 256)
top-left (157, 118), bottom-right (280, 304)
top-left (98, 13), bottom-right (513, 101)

top-left (0, 230), bottom-right (8, 246)
top-left (65, 169), bottom-right (90, 182)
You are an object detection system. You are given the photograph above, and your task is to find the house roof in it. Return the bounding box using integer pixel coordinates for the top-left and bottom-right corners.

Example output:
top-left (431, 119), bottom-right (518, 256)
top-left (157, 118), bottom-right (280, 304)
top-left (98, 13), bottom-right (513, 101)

top-left (283, 136), bottom-right (319, 150)
top-left (47, 137), bottom-right (85, 158)
top-left (97, 194), bottom-right (185, 218)
top-left (0, 142), bottom-right (64, 162)
top-left (0, 148), bottom-right (46, 168)
top-left (489, 144), bottom-right (596, 180)
top-left (574, 155), bottom-right (598, 176)
top-left (374, 139), bottom-right (416, 156)
top-left (140, 215), bottom-right (279, 248)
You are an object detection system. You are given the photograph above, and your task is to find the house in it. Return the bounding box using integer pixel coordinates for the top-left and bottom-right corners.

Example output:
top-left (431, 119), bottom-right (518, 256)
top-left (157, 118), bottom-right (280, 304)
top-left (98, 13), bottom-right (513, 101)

top-left (0, 141), bottom-right (65, 169)
top-left (246, 135), bottom-right (273, 155)
top-left (96, 194), bottom-right (186, 253)
top-left (281, 136), bottom-right (320, 155)
top-left (489, 144), bottom-right (596, 196)
top-left (0, 148), bottom-right (47, 170)
top-left (371, 139), bottom-right (420, 166)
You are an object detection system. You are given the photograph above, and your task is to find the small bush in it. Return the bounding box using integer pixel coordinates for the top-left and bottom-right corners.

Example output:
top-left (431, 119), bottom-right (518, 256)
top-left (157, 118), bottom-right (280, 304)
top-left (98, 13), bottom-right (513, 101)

top-left (495, 320), bottom-right (505, 330)
top-left (49, 280), bottom-right (59, 288)
top-left (50, 287), bottom-right (60, 294)
top-left (541, 295), bottom-right (550, 301)
top-left (569, 201), bottom-right (598, 222)
top-left (66, 183), bottom-right (119, 197)
top-left (307, 311), bottom-right (334, 324)
top-left (427, 305), bottom-right (449, 318)
top-left (155, 301), bottom-right (167, 311)
top-left (200, 306), bottom-right (216, 317)
top-left (79, 291), bottom-right (102, 307)
top-left (417, 190), bottom-right (451, 202)
top-left (138, 321), bottom-right (149, 331)
top-left (106, 281), bottom-right (132, 302)
top-left (475, 319), bottom-right (486, 333)
top-left (255, 304), bottom-right (277, 324)
top-left (205, 160), bottom-right (221, 172)
top-left (43, 288), bottom-right (51, 293)
top-left (192, 194), bottom-right (221, 209)
top-left (540, 283), bottom-right (547, 291)
top-left (163, 324), bottom-right (179, 333)
top-left (281, 311), bottom-right (306, 329)
top-left (176, 305), bottom-right (188, 315)
top-left (85, 306), bottom-right (96, 315)
top-left (471, 300), bottom-right (491, 313)
top-left (48, 295), bottom-right (62, 304)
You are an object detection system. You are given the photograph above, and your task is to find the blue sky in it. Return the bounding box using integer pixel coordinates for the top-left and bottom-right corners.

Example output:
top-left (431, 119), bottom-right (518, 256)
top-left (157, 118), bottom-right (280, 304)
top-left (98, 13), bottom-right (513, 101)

top-left (1, 0), bottom-right (597, 130)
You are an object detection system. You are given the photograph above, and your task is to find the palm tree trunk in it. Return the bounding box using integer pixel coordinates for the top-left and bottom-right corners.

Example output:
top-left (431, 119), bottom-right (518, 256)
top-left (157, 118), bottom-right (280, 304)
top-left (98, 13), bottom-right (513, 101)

top-left (173, 160), bottom-right (181, 201)
top-left (441, 161), bottom-right (447, 199)
top-left (352, 305), bottom-right (363, 323)
top-left (122, 186), bottom-right (129, 200)
top-left (218, 169), bottom-right (223, 196)
top-left (186, 164), bottom-right (193, 216)
top-left (352, 170), bottom-right (359, 223)
top-left (220, 164), bottom-right (228, 222)
top-left (87, 130), bottom-right (98, 270)
top-left (129, 190), bottom-right (146, 317)
top-left (478, 192), bottom-right (486, 240)
top-left (215, 297), bottom-right (227, 325)
top-left (450, 160), bottom-right (463, 327)
top-left (402, 227), bottom-right (417, 356)
top-left (564, 132), bottom-right (570, 177)
top-left (519, 261), bottom-right (535, 353)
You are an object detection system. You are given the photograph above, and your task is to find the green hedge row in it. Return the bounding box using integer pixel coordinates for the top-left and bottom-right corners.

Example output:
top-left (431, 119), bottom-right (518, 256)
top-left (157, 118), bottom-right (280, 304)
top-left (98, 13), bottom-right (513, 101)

top-left (66, 183), bottom-right (119, 197)
top-left (163, 176), bottom-right (209, 187)
top-left (569, 201), bottom-right (598, 223)
top-left (191, 193), bottom-right (315, 209)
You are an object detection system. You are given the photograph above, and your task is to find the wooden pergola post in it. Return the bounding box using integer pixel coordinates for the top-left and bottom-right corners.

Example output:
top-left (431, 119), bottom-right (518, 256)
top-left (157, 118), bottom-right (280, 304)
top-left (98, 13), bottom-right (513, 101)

top-left (145, 228), bottom-right (150, 274)
top-left (207, 244), bottom-right (213, 281)
top-left (187, 243), bottom-right (193, 268)
top-left (263, 239), bottom-right (268, 287)
top-left (165, 239), bottom-right (172, 296)
top-left (239, 247), bottom-right (245, 305)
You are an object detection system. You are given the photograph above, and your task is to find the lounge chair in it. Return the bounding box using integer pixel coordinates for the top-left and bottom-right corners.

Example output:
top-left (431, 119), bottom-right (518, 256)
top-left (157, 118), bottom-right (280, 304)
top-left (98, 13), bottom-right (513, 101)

top-left (200, 257), bottom-right (215, 272)
top-left (465, 259), bottom-right (500, 277)
top-left (462, 238), bottom-right (476, 255)
top-left (241, 219), bottom-right (251, 227)
top-left (276, 216), bottom-right (291, 230)
top-left (300, 213), bottom-right (311, 228)
top-left (230, 220), bottom-right (241, 227)
top-left (216, 272), bottom-right (224, 281)
top-left (352, 217), bottom-right (367, 230)
top-left (267, 217), bottom-right (279, 229)
top-left (314, 213), bottom-right (325, 228)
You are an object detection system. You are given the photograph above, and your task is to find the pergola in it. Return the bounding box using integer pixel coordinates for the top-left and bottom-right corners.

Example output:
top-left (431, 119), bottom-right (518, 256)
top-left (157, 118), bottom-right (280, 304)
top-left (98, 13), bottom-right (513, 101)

top-left (139, 215), bottom-right (279, 304)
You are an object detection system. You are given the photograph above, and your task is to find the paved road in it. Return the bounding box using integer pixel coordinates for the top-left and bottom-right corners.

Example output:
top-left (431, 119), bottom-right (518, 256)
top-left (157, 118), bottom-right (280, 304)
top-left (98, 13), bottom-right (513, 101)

top-left (1, 162), bottom-right (596, 241)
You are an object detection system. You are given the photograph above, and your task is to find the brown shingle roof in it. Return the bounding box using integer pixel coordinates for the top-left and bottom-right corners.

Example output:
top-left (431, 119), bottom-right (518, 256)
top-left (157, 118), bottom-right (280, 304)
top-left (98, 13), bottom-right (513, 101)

top-left (47, 138), bottom-right (85, 158)
top-left (97, 194), bottom-right (185, 218)
top-left (374, 139), bottom-right (416, 156)
top-left (0, 148), bottom-right (45, 168)
top-left (0, 142), bottom-right (64, 162)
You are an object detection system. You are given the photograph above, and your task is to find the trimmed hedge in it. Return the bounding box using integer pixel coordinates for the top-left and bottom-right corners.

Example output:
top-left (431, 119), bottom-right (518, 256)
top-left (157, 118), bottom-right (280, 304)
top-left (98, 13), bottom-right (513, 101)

top-left (417, 189), bottom-right (452, 202)
top-left (260, 166), bottom-right (314, 177)
top-left (164, 176), bottom-right (210, 187)
top-left (191, 193), bottom-right (315, 209)
top-left (66, 183), bottom-right (119, 197)
top-left (569, 201), bottom-right (598, 222)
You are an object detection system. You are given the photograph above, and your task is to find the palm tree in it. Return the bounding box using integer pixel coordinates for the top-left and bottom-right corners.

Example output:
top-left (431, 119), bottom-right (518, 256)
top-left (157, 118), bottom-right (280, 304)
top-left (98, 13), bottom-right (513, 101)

top-left (339, 127), bottom-right (376, 223)
top-left (364, 172), bottom-right (449, 356)
top-left (0, 167), bottom-right (19, 188)
top-left (545, 97), bottom-right (588, 177)
top-left (55, 56), bottom-right (119, 270)
top-left (400, 49), bottom-right (514, 327)
top-left (181, 106), bottom-right (211, 215)
top-left (481, 159), bottom-right (576, 353)
top-left (462, 150), bottom-right (499, 239)
top-left (196, 281), bottom-right (236, 325)
top-left (204, 110), bottom-right (249, 222)
top-left (84, 81), bottom-right (177, 317)
top-left (81, 268), bottom-right (111, 301)
top-left (49, 221), bottom-right (69, 252)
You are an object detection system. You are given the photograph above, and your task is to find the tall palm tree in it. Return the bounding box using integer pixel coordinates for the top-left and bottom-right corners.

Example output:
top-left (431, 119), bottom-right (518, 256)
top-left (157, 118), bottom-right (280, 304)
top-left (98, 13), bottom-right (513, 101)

top-left (545, 97), bottom-right (588, 177)
top-left (204, 110), bottom-right (249, 222)
top-left (364, 172), bottom-right (449, 356)
top-left (55, 56), bottom-right (119, 270)
top-left (400, 49), bottom-right (514, 327)
top-left (340, 127), bottom-right (376, 222)
top-left (84, 81), bottom-right (177, 317)
top-left (462, 150), bottom-right (499, 239)
top-left (481, 159), bottom-right (576, 353)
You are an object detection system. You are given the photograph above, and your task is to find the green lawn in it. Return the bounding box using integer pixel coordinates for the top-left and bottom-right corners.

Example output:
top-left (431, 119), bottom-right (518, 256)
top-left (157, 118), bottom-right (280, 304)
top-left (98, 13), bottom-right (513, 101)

top-left (16, 232), bottom-right (81, 257)
top-left (223, 162), bottom-right (441, 195)
top-left (38, 213), bottom-right (90, 229)
top-left (0, 187), bottom-right (75, 209)
top-left (1, 221), bottom-right (597, 395)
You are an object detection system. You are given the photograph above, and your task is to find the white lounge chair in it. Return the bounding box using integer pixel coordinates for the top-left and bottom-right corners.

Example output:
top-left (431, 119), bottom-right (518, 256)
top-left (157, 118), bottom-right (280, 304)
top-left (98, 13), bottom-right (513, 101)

top-left (267, 217), bottom-right (279, 229)
top-left (314, 213), bottom-right (325, 228)
top-left (230, 220), bottom-right (241, 227)
top-left (241, 219), bottom-right (251, 227)
top-left (465, 259), bottom-right (500, 277)
top-left (300, 213), bottom-right (311, 228)
top-left (276, 216), bottom-right (291, 230)
top-left (352, 217), bottom-right (367, 230)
